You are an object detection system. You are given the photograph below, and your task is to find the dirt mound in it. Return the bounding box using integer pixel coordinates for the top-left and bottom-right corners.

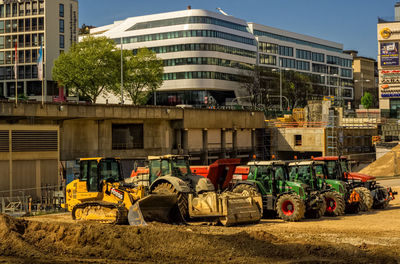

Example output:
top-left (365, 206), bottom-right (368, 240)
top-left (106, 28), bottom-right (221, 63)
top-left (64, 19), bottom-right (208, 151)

top-left (360, 144), bottom-right (400, 177)
top-left (0, 214), bottom-right (397, 263)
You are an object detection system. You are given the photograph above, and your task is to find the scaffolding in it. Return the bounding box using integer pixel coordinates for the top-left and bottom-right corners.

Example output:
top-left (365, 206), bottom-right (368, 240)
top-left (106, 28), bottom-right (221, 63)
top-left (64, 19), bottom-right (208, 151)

top-left (326, 108), bottom-right (338, 156)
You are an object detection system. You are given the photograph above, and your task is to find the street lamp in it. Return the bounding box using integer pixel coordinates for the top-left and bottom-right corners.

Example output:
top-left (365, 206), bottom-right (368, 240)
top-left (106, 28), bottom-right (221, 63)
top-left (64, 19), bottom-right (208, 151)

top-left (272, 67), bottom-right (290, 111)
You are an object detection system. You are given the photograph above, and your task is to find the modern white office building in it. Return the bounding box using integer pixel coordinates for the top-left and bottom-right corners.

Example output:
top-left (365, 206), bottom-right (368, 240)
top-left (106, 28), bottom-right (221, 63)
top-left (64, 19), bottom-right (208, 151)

top-left (0, 0), bottom-right (78, 101)
top-left (91, 7), bottom-right (353, 106)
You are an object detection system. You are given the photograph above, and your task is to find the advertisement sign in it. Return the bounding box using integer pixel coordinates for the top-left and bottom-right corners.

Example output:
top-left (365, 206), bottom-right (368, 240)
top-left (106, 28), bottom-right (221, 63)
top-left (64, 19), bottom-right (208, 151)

top-left (381, 42), bottom-right (399, 66)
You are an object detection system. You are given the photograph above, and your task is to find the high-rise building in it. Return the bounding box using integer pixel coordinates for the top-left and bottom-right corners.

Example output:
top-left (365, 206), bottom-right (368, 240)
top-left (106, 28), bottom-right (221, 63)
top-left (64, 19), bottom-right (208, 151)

top-left (91, 8), bottom-right (353, 106)
top-left (0, 0), bottom-right (78, 101)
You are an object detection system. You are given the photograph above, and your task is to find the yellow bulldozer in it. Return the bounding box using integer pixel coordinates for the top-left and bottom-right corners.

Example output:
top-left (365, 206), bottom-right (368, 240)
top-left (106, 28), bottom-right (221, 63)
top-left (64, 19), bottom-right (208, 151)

top-left (62, 158), bottom-right (178, 225)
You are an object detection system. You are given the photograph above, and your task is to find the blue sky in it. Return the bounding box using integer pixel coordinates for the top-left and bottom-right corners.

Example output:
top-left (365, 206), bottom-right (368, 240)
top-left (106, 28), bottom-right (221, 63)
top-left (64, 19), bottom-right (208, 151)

top-left (79, 0), bottom-right (398, 59)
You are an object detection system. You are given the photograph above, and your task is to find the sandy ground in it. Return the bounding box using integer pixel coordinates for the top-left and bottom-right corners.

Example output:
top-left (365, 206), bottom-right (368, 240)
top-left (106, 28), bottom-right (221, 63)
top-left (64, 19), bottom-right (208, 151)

top-left (0, 186), bottom-right (399, 263)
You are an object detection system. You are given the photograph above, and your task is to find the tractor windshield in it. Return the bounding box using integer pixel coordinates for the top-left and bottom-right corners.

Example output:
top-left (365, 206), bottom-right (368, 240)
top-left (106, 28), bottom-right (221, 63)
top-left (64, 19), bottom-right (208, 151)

top-left (171, 158), bottom-right (192, 177)
top-left (274, 165), bottom-right (288, 181)
top-left (99, 159), bottom-right (121, 182)
top-left (324, 161), bottom-right (338, 179)
top-left (340, 161), bottom-right (349, 173)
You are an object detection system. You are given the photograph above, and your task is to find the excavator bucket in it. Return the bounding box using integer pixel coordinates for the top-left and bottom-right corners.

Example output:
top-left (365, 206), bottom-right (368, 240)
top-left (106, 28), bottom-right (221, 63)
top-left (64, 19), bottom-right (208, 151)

top-left (128, 194), bottom-right (178, 226)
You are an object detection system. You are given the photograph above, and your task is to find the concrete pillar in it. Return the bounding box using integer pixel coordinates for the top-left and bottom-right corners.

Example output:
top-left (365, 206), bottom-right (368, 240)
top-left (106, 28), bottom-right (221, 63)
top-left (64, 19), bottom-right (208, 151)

top-left (220, 128), bottom-right (226, 159)
top-left (182, 129), bottom-right (188, 155)
top-left (232, 129), bottom-right (238, 158)
top-left (175, 129), bottom-right (182, 153)
top-left (202, 129), bottom-right (208, 165)
top-left (251, 129), bottom-right (256, 159)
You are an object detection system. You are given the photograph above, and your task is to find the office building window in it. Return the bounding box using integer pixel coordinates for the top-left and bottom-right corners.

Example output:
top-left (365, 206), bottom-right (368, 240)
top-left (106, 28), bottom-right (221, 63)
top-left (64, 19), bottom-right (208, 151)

top-left (60, 35), bottom-right (64, 49)
top-left (258, 42), bottom-right (279, 54)
top-left (280, 58), bottom-right (295, 68)
top-left (296, 60), bottom-right (310, 71)
top-left (296, 49), bottom-right (311, 60)
top-left (259, 54), bottom-right (276, 65)
top-left (279, 46), bottom-right (293, 57)
top-left (312, 52), bottom-right (324, 62)
top-left (59, 19), bottom-right (64, 33)
top-left (312, 63), bottom-right (327, 73)
top-left (59, 4), bottom-right (64, 17)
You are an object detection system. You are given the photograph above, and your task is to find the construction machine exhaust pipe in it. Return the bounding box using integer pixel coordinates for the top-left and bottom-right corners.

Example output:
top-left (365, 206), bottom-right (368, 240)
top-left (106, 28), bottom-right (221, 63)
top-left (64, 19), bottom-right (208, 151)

top-left (128, 194), bottom-right (178, 226)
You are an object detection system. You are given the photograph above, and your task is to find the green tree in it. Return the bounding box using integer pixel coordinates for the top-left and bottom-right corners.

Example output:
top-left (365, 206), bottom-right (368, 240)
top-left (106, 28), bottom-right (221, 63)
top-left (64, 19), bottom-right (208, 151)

top-left (361, 92), bottom-right (373, 109)
top-left (283, 71), bottom-right (313, 109)
top-left (113, 48), bottom-right (164, 105)
top-left (52, 36), bottom-right (119, 103)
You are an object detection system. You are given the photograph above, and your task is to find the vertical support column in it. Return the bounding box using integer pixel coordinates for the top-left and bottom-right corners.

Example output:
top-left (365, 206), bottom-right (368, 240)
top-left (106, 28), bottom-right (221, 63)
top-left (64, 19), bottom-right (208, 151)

top-left (251, 129), bottom-right (256, 159)
top-left (35, 160), bottom-right (42, 199)
top-left (202, 129), bottom-right (208, 165)
top-left (232, 129), bottom-right (238, 158)
top-left (220, 128), bottom-right (226, 159)
top-left (182, 129), bottom-right (188, 155)
top-left (8, 129), bottom-right (12, 198)
top-left (175, 129), bottom-right (182, 154)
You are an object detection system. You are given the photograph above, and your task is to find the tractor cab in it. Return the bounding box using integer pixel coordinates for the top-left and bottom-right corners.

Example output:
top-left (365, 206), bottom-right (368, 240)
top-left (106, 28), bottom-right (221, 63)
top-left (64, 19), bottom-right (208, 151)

top-left (79, 158), bottom-right (122, 192)
top-left (148, 155), bottom-right (192, 184)
top-left (288, 160), bottom-right (329, 191)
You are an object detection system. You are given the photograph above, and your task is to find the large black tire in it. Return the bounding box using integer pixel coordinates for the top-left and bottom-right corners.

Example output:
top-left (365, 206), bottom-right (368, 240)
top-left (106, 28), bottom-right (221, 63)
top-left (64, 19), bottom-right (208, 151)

top-left (323, 191), bottom-right (345, 217)
top-left (152, 182), bottom-right (189, 222)
top-left (276, 194), bottom-right (305, 222)
top-left (354, 187), bottom-right (373, 211)
top-left (305, 195), bottom-right (326, 219)
top-left (373, 187), bottom-right (390, 209)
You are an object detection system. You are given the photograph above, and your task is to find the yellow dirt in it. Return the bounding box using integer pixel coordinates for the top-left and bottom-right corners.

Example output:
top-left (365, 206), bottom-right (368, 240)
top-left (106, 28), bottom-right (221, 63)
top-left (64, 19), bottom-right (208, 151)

top-left (0, 187), bottom-right (398, 263)
top-left (360, 144), bottom-right (400, 177)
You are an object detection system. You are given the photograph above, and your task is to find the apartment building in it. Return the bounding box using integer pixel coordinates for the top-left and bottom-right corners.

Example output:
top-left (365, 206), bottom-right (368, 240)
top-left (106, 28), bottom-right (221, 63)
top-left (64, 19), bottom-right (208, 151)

top-left (0, 0), bottom-right (78, 101)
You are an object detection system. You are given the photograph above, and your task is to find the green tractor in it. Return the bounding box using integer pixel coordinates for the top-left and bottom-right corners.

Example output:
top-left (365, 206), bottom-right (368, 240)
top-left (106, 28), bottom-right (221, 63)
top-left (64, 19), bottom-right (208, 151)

top-left (232, 160), bottom-right (325, 222)
top-left (287, 160), bottom-right (362, 216)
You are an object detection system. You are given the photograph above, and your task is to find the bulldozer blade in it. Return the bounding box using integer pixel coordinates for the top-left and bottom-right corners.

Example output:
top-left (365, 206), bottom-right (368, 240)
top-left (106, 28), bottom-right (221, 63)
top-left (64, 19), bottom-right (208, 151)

top-left (128, 194), bottom-right (178, 226)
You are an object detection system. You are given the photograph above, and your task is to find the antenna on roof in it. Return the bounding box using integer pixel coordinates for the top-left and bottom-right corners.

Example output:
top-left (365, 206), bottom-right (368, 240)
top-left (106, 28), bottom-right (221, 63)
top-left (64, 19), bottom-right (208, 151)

top-left (216, 8), bottom-right (229, 16)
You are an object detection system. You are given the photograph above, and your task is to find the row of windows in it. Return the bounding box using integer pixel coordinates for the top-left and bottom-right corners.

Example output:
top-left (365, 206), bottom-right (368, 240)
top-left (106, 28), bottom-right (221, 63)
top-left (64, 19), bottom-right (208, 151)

top-left (0, 34), bottom-right (44, 49)
top-left (253, 29), bottom-right (342, 53)
top-left (259, 42), bottom-right (351, 67)
top-left (296, 60), bottom-right (310, 71)
top-left (258, 42), bottom-right (278, 54)
top-left (163, 71), bottom-right (243, 82)
top-left (279, 45), bottom-right (293, 57)
top-left (0, 18), bottom-right (44, 34)
top-left (312, 63), bottom-right (327, 74)
top-left (259, 54), bottom-right (276, 65)
top-left (296, 49), bottom-right (311, 60)
top-left (327, 55), bottom-right (352, 67)
top-left (163, 57), bottom-right (253, 71)
top-left (0, 48), bottom-right (43, 65)
top-left (116, 29), bottom-right (256, 46)
top-left (137, 43), bottom-right (256, 58)
top-left (0, 1), bottom-right (45, 18)
top-left (0, 65), bottom-right (41, 80)
top-left (128, 16), bottom-right (248, 32)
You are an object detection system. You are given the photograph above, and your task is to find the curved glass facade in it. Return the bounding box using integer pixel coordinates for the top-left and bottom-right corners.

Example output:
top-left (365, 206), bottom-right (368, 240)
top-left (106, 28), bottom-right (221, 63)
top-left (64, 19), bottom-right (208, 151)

top-left (133, 43), bottom-right (256, 58)
top-left (163, 71), bottom-right (244, 82)
top-left (127, 16), bottom-right (249, 32)
top-left (163, 57), bottom-right (253, 70)
top-left (115, 29), bottom-right (256, 46)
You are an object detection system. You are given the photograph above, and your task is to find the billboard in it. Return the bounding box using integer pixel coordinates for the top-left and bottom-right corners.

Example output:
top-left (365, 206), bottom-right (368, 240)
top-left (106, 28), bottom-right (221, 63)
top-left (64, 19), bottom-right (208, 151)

top-left (381, 42), bottom-right (399, 66)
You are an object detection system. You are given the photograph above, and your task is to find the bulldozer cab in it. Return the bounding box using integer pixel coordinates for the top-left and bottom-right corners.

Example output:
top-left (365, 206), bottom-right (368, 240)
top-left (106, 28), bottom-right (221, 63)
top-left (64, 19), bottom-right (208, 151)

top-left (80, 158), bottom-right (122, 192)
top-left (149, 155), bottom-right (192, 184)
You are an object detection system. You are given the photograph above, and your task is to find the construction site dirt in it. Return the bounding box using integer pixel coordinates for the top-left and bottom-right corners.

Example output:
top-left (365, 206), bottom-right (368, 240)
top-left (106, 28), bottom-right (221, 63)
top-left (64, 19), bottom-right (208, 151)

top-left (0, 187), bottom-right (399, 264)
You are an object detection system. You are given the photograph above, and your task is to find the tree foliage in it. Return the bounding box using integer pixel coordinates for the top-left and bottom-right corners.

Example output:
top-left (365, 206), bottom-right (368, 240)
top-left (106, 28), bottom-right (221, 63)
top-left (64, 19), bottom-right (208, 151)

top-left (361, 92), bottom-right (373, 109)
top-left (113, 48), bottom-right (164, 105)
top-left (282, 71), bottom-right (312, 109)
top-left (52, 36), bottom-right (119, 103)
